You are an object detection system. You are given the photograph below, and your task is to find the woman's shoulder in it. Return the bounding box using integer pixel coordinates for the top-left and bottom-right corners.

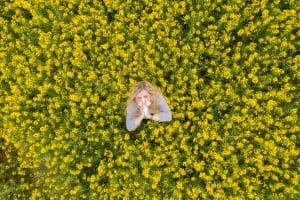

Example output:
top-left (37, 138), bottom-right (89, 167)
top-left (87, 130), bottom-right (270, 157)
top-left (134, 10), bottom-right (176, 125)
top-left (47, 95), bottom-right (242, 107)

top-left (155, 92), bottom-right (164, 98)
top-left (155, 92), bottom-right (167, 103)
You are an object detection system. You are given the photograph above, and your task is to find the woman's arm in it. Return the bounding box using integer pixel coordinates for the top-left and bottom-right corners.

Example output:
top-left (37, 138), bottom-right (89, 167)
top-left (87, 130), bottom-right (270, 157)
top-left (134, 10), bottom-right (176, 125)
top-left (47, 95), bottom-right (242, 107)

top-left (154, 93), bottom-right (172, 122)
top-left (126, 104), bottom-right (144, 131)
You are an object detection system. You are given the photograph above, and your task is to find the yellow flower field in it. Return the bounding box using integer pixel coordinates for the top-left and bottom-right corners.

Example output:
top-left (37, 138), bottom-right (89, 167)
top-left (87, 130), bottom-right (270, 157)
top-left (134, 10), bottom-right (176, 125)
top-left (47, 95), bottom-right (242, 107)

top-left (0, 0), bottom-right (299, 199)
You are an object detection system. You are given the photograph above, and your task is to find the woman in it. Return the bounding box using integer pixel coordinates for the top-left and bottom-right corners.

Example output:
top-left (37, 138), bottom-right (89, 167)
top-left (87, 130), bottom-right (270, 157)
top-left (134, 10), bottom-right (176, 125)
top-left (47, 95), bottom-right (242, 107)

top-left (126, 81), bottom-right (172, 131)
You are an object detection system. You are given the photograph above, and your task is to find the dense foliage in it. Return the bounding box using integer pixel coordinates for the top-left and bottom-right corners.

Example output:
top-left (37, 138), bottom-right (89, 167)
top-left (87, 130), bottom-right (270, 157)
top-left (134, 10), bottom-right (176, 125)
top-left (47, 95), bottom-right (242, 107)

top-left (0, 0), bottom-right (299, 199)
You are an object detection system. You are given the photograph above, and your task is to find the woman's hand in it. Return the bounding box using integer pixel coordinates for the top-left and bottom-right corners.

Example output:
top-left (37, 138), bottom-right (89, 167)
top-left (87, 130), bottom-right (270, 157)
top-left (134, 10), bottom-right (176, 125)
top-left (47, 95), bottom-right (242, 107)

top-left (144, 111), bottom-right (152, 120)
top-left (144, 112), bottom-right (160, 121)
top-left (142, 105), bottom-right (153, 119)
top-left (151, 114), bottom-right (160, 121)
top-left (136, 99), bottom-right (159, 120)
top-left (137, 101), bottom-right (153, 119)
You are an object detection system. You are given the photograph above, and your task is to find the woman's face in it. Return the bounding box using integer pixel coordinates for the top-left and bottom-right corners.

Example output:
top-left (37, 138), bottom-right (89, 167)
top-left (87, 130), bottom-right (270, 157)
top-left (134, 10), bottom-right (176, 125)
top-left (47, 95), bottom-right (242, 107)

top-left (135, 90), bottom-right (151, 104)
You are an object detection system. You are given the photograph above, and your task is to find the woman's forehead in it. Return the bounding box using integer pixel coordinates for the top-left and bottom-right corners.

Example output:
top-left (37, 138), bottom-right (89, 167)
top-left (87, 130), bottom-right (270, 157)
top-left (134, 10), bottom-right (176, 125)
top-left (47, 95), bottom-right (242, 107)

top-left (136, 90), bottom-right (149, 97)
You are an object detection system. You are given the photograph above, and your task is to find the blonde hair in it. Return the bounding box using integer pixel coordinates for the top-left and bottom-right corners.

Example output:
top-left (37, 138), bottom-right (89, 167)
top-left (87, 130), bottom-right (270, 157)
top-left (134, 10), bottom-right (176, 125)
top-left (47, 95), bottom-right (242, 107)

top-left (126, 81), bottom-right (160, 116)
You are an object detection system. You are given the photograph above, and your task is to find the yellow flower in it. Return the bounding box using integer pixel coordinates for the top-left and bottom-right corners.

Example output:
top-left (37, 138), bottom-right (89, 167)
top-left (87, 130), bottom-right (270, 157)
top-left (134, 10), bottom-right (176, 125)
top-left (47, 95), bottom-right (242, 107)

top-left (252, 76), bottom-right (258, 83)
top-left (97, 163), bottom-right (106, 176)
top-left (193, 161), bottom-right (205, 172)
top-left (90, 94), bottom-right (99, 104)
top-left (69, 93), bottom-right (81, 102)
top-left (176, 181), bottom-right (183, 190)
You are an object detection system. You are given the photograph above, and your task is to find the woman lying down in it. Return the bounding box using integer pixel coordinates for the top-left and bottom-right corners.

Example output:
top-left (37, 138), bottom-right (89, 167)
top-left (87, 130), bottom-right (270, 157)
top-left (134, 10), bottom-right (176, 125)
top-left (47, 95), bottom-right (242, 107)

top-left (125, 81), bottom-right (172, 131)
